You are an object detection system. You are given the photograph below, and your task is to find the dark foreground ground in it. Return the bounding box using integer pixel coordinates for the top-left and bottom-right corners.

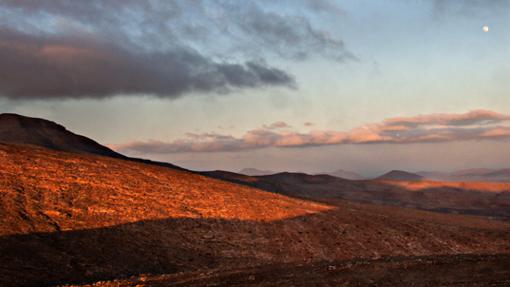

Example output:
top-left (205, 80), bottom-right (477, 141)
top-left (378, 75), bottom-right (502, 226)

top-left (66, 254), bottom-right (510, 287)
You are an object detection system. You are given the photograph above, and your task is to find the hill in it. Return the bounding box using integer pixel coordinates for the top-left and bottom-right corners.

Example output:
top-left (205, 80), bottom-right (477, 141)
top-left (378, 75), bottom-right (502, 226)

top-left (1, 143), bottom-right (510, 286)
top-left (0, 113), bottom-right (185, 171)
top-left (376, 170), bottom-right (424, 181)
top-left (0, 113), bottom-right (123, 158)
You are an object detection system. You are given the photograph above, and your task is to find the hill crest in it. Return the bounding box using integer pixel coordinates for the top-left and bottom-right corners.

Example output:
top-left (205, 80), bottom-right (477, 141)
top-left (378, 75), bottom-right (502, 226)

top-left (0, 113), bottom-right (123, 158)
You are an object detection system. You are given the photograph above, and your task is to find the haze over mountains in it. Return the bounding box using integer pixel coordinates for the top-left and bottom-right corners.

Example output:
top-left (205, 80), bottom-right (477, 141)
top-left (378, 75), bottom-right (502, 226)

top-left (1, 114), bottom-right (510, 286)
top-left (417, 169), bottom-right (510, 182)
top-left (241, 166), bottom-right (510, 182)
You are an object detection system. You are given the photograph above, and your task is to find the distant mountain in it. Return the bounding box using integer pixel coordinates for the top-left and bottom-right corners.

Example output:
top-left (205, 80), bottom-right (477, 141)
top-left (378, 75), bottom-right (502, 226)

top-left (240, 168), bottom-right (364, 180)
top-left (317, 169), bottom-right (364, 180)
top-left (376, 170), bottom-right (424, 181)
top-left (0, 113), bottom-right (124, 158)
top-left (240, 168), bottom-right (275, 176)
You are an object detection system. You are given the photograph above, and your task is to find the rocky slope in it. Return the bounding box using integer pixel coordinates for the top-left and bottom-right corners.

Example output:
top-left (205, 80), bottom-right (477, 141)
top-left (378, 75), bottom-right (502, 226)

top-left (1, 143), bottom-right (509, 286)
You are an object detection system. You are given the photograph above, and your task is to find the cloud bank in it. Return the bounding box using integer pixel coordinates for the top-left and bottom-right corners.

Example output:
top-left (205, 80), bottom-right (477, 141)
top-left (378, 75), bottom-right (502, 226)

top-left (0, 0), bottom-right (350, 99)
top-left (0, 28), bottom-right (294, 99)
top-left (114, 110), bottom-right (510, 154)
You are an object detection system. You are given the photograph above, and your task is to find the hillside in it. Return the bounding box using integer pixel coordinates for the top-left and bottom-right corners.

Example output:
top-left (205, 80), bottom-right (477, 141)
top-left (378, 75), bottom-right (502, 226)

top-left (204, 171), bottom-right (510, 220)
top-left (0, 113), bottom-right (123, 158)
top-left (1, 143), bottom-right (510, 286)
top-left (0, 113), bottom-right (184, 171)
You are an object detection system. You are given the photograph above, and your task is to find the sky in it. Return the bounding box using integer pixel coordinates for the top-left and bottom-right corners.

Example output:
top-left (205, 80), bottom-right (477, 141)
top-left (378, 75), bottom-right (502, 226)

top-left (0, 0), bottom-right (509, 176)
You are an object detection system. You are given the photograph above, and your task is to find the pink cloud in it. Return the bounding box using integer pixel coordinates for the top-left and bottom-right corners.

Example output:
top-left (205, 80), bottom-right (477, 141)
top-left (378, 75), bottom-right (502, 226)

top-left (112, 110), bottom-right (510, 154)
top-left (383, 109), bottom-right (510, 127)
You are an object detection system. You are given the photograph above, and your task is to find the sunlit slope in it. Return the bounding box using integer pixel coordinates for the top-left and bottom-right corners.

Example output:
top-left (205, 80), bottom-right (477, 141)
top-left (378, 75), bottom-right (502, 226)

top-left (0, 143), bottom-right (509, 286)
top-left (0, 143), bottom-right (328, 236)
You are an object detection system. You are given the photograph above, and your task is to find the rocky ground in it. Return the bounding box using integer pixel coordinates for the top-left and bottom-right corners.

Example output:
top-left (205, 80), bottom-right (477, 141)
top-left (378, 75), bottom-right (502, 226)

top-left (65, 254), bottom-right (510, 287)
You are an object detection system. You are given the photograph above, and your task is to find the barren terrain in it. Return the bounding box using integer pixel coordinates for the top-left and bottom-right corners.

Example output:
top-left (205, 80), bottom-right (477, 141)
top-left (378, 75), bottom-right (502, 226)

top-left (1, 143), bottom-right (509, 286)
top-left (65, 254), bottom-right (510, 287)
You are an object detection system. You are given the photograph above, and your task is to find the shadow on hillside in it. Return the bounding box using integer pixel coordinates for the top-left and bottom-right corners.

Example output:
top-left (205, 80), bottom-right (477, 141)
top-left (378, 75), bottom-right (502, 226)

top-left (1, 207), bottom-right (509, 287)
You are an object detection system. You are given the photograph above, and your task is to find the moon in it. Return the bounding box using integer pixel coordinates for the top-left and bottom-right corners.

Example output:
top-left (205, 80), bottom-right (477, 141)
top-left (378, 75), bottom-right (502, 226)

top-left (482, 25), bottom-right (489, 32)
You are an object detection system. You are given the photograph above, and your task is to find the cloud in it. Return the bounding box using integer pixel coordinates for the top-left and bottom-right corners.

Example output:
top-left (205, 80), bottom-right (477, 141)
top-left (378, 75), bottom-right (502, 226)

top-left (113, 110), bottom-right (510, 154)
top-left (226, 1), bottom-right (354, 61)
top-left (0, 28), bottom-right (294, 99)
top-left (0, 0), bottom-right (352, 99)
top-left (382, 110), bottom-right (510, 127)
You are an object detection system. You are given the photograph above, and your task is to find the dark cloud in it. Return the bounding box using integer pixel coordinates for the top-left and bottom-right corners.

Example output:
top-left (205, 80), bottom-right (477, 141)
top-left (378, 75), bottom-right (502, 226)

top-left (0, 0), bottom-right (352, 99)
top-left (113, 110), bottom-right (510, 154)
top-left (0, 27), bottom-right (294, 99)
top-left (0, 0), bottom-right (352, 59)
